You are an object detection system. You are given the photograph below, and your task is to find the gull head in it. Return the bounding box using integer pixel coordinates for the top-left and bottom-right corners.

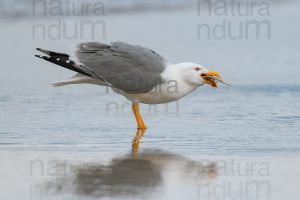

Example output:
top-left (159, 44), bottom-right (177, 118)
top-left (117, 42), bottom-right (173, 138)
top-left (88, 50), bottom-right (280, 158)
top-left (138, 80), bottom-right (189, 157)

top-left (176, 63), bottom-right (230, 88)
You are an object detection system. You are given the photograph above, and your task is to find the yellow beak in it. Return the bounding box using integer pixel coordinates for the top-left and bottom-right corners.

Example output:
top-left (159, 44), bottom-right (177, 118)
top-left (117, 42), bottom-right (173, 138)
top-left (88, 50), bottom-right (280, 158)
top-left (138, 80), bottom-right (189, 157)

top-left (207, 71), bottom-right (221, 78)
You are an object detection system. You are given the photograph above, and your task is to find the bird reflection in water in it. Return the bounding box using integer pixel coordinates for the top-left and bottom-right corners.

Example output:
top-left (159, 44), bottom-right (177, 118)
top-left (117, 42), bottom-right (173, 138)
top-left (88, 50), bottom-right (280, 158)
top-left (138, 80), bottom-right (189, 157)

top-left (132, 129), bottom-right (146, 159)
top-left (46, 129), bottom-right (217, 199)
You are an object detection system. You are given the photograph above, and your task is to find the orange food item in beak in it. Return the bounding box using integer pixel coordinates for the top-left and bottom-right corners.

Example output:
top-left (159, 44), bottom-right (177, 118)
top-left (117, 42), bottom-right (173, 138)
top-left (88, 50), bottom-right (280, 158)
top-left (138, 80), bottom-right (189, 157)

top-left (201, 71), bottom-right (221, 88)
top-left (205, 79), bottom-right (218, 88)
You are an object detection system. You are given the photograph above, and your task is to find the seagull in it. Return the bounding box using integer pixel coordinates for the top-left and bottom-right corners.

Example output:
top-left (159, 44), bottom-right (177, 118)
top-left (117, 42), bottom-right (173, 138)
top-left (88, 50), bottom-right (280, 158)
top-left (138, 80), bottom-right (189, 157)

top-left (35, 42), bottom-right (230, 129)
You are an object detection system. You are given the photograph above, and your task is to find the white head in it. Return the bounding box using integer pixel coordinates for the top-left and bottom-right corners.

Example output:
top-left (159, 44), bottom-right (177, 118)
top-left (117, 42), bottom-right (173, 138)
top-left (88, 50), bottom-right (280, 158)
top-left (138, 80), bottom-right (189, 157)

top-left (172, 63), bottom-right (228, 88)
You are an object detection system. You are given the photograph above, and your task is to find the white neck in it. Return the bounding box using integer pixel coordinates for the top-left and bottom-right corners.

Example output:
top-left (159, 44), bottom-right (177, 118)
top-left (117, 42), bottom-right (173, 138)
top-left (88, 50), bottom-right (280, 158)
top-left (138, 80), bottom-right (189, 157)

top-left (159, 63), bottom-right (203, 101)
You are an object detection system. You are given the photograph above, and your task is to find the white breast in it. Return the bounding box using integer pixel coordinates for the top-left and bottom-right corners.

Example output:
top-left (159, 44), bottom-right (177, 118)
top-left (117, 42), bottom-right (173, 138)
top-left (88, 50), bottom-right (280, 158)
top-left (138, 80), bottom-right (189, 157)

top-left (119, 65), bottom-right (200, 104)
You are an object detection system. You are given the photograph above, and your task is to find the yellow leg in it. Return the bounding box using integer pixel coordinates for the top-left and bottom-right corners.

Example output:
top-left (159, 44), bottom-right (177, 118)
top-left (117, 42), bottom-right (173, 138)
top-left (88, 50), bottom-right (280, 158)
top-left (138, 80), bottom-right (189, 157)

top-left (132, 103), bottom-right (147, 130)
top-left (132, 129), bottom-right (146, 159)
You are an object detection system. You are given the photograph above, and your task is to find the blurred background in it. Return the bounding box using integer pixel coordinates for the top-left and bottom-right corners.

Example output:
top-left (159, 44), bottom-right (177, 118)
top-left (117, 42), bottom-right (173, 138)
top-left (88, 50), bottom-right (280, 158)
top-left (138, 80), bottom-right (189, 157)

top-left (0, 0), bottom-right (300, 200)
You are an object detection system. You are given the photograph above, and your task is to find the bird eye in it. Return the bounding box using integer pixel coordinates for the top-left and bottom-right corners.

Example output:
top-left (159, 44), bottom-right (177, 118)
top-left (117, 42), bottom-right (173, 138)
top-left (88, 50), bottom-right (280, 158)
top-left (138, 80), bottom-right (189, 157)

top-left (195, 66), bottom-right (201, 71)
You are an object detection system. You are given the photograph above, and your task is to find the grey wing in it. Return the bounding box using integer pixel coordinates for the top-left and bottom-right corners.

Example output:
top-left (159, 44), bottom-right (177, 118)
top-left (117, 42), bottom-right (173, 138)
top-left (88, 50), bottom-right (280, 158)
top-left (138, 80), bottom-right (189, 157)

top-left (75, 42), bottom-right (167, 93)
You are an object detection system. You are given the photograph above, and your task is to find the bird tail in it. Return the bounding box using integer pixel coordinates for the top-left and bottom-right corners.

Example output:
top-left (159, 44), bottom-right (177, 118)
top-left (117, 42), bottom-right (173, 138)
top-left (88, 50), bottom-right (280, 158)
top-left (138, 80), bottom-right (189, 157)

top-left (34, 48), bottom-right (93, 77)
top-left (51, 73), bottom-right (105, 87)
top-left (52, 82), bottom-right (70, 87)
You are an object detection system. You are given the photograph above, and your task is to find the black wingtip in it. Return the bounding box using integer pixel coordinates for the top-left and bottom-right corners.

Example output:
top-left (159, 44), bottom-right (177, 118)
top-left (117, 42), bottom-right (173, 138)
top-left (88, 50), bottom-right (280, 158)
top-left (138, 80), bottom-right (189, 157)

top-left (36, 48), bottom-right (50, 55)
top-left (35, 47), bottom-right (69, 58)
top-left (34, 52), bottom-right (93, 78)
top-left (36, 48), bottom-right (45, 52)
top-left (34, 54), bottom-right (49, 60)
top-left (34, 54), bottom-right (42, 58)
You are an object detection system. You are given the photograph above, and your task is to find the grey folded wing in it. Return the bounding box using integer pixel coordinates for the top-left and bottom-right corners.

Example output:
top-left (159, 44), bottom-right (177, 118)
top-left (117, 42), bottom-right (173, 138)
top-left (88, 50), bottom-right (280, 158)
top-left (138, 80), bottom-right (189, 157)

top-left (75, 42), bottom-right (167, 93)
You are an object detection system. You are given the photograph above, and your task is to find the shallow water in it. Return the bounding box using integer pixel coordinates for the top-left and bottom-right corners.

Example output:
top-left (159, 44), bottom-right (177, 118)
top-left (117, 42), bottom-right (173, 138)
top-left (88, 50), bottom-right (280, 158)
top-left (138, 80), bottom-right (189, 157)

top-left (1, 2), bottom-right (300, 200)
